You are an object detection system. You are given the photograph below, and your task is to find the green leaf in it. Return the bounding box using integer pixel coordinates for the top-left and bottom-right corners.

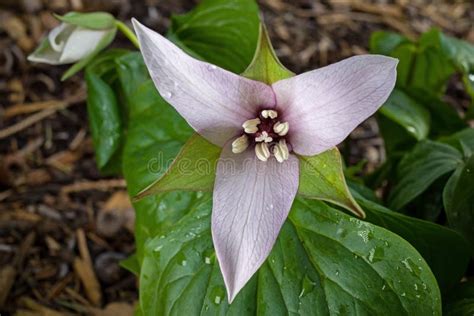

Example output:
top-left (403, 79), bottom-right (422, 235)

top-left (440, 128), bottom-right (474, 154)
top-left (85, 71), bottom-right (123, 173)
top-left (55, 11), bottom-right (116, 29)
top-left (140, 198), bottom-right (441, 315)
top-left (437, 32), bottom-right (474, 74)
top-left (298, 149), bottom-right (364, 217)
top-left (369, 31), bottom-right (410, 56)
top-left (167, 0), bottom-right (260, 74)
top-left (388, 140), bottom-right (463, 210)
top-left (443, 154), bottom-right (474, 250)
top-left (379, 89), bottom-right (430, 140)
top-left (444, 281), bottom-right (474, 316)
top-left (369, 29), bottom-right (455, 93)
top-left (353, 191), bottom-right (470, 290)
top-left (121, 79), bottom-right (198, 262)
top-left (404, 88), bottom-right (465, 137)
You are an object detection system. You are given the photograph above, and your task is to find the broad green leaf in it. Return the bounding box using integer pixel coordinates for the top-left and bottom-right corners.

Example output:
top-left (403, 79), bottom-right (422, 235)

top-left (55, 11), bottom-right (116, 29)
top-left (369, 31), bottom-right (410, 56)
top-left (83, 49), bottom-right (129, 174)
top-left (377, 114), bottom-right (415, 155)
top-left (440, 128), bottom-right (474, 154)
top-left (369, 29), bottom-right (455, 93)
top-left (444, 281), bottom-right (474, 316)
top-left (443, 155), bottom-right (474, 249)
top-left (379, 89), bottom-right (430, 140)
top-left (115, 52), bottom-right (150, 101)
top-left (353, 191), bottom-right (470, 290)
top-left (437, 32), bottom-right (474, 74)
top-left (140, 198), bottom-right (441, 315)
top-left (404, 88), bottom-right (465, 137)
top-left (298, 149), bottom-right (364, 217)
top-left (388, 140), bottom-right (463, 210)
top-left (85, 71), bottom-right (122, 173)
top-left (167, 0), bottom-right (260, 73)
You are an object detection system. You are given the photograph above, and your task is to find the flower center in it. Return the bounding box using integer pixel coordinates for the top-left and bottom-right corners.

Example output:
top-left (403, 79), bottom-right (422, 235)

top-left (231, 109), bottom-right (290, 163)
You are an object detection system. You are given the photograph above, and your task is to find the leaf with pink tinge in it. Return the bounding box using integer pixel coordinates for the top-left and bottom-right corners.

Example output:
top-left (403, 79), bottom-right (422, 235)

top-left (272, 55), bottom-right (398, 156)
top-left (132, 19), bottom-right (275, 147)
top-left (212, 146), bottom-right (299, 302)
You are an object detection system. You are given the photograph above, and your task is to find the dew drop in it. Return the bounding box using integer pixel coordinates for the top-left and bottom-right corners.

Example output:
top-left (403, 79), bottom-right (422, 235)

top-left (336, 227), bottom-right (347, 238)
top-left (469, 73), bottom-right (474, 81)
top-left (401, 292), bottom-right (406, 297)
top-left (335, 270), bottom-right (340, 276)
top-left (181, 260), bottom-right (187, 266)
top-left (204, 257), bottom-right (211, 264)
top-left (382, 284), bottom-right (386, 291)
top-left (357, 230), bottom-right (370, 243)
top-left (163, 91), bottom-right (172, 99)
top-left (406, 126), bottom-right (416, 134)
top-left (367, 248), bottom-right (375, 263)
top-left (154, 245), bottom-right (163, 252)
top-left (210, 286), bottom-right (225, 306)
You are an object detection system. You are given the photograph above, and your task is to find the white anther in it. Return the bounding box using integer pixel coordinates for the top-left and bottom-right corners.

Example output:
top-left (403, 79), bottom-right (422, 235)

top-left (231, 135), bottom-right (249, 154)
top-left (255, 131), bottom-right (273, 143)
top-left (255, 142), bottom-right (271, 162)
top-left (262, 110), bottom-right (278, 119)
top-left (273, 139), bottom-right (289, 163)
top-left (273, 121), bottom-right (289, 136)
top-left (242, 118), bottom-right (261, 134)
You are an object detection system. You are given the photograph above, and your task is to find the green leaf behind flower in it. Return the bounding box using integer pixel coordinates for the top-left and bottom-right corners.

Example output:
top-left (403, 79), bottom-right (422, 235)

top-left (167, 0), bottom-right (260, 74)
top-left (388, 140), bottom-right (463, 210)
top-left (443, 155), bottom-right (474, 251)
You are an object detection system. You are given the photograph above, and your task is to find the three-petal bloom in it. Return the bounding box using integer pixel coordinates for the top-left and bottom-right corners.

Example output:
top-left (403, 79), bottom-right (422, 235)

top-left (132, 19), bottom-right (397, 302)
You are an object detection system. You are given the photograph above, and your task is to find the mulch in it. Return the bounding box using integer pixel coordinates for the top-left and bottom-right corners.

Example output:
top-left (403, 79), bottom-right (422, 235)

top-left (0, 0), bottom-right (472, 314)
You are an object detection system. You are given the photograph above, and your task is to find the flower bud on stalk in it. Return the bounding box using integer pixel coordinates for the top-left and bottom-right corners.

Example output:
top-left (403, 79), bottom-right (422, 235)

top-left (28, 12), bottom-right (117, 80)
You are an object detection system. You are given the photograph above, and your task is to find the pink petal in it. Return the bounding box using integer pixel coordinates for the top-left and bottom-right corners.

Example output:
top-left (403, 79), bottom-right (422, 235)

top-left (132, 19), bottom-right (275, 147)
top-left (272, 55), bottom-right (397, 156)
top-left (212, 145), bottom-right (299, 302)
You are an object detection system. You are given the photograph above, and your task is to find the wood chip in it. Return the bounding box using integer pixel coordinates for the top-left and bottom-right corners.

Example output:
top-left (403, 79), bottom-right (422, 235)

top-left (74, 229), bottom-right (102, 306)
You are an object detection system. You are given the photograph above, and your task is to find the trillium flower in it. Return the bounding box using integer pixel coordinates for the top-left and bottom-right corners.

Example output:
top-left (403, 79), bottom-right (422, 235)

top-left (28, 12), bottom-right (116, 66)
top-left (132, 19), bottom-right (397, 302)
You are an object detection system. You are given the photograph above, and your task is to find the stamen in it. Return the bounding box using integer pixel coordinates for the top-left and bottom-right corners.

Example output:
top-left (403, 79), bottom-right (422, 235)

top-left (242, 118), bottom-right (261, 134)
top-left (273, 139), bottom-right (289, 163)
top-left (261, 110), bottom-right (278, 119)
top-left (231, 135), bottom-right (249, 154)
top-left (273, 121), bottom-right (289, 136)
top-left (255, 142), bottom-right (271, 162)
top-left (255, 131), bottom-right (273, 143)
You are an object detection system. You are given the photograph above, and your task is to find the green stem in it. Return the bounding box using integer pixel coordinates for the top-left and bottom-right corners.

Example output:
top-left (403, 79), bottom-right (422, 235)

top-left (115, 20), bottom-right (140, 49)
